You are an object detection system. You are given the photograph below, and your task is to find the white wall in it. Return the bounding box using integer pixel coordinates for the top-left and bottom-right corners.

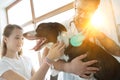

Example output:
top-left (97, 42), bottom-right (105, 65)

top-left (0, 8), bottom-right (7, 45)
top-left (98, 0), bottom-right (119, 44)
top-left (111, 0), bottom-right (120, 43)
top-left (0, 8), bottom-right (7, 58)
top-left (111, 0), bottom-right (120, 25)
top-left (0, 0), bottom-right (15, 45)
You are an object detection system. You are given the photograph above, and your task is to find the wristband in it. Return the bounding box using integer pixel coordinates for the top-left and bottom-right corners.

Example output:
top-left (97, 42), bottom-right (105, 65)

top-left (44, 57), bottom-right (54, 69)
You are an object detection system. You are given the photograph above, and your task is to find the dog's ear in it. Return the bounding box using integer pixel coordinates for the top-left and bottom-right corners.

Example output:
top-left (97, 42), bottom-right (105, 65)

top-left (54, 22), bottom-right (67, 32)
top-left (23, 31), bottom-right (38, 40)
top-left (36, 22), bottom-right (67, 34)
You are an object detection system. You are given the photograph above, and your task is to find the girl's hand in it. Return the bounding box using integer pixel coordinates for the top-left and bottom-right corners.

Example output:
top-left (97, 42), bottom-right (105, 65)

top-left (47, 42), bottom-right (66, 61)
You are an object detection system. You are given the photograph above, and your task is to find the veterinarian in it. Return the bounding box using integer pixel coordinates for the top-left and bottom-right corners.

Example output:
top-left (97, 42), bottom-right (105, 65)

top-left (55, 0), bottom-right (120, 80)
top-left (0, 24), bottom-right (66, 80)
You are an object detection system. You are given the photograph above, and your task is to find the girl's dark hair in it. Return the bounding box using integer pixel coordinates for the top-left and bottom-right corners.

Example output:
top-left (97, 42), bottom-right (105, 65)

top-left (1, 24), bottom-right (23, 57)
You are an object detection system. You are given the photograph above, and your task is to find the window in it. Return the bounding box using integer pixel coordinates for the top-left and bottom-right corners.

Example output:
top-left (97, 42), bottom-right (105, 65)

top-left (37, 9), bottom-right (74, 24)
top-left (33, 0), bottom-right (74, 17)
top-left (7, 0), bottom-right (32, 25)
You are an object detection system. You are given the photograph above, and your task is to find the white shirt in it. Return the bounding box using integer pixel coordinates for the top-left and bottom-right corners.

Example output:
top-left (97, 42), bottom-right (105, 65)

top-left (0, 56), bottom-right (33, 79)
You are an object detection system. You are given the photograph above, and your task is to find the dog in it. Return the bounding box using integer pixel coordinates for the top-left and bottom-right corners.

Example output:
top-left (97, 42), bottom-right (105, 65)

top-left (23, 22), bottom-right (120, 80)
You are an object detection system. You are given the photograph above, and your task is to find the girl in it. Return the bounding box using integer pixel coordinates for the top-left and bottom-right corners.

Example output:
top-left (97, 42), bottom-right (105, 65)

top-left (0, 24), bottom-right (65, 80)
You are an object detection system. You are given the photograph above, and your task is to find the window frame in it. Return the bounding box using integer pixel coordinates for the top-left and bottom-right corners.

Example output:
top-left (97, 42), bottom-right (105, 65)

top-left (6, 0), bottom-right (74, 27)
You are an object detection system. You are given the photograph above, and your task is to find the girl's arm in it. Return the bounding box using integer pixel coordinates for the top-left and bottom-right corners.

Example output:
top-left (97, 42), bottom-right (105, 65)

top-left (1, 42), bottom-right (65, 80)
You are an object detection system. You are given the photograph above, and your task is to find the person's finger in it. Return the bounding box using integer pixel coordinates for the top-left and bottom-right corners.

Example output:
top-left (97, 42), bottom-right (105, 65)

top-left (51, 42), bottom-right (59, 48)
top-left (53, 42), bottom-right (65, 52)
top-left (59, 43), bottom-right (66, 51)
top-left (86, 66), bottom-right (99, 71)
top-left (75, 54), bottom-right (87, 60)
top-left (57, 42), bottom-right (65, 49)
top-left (84, 60), bottom-right (98, 66)
top-left (84, 70), bottom-right (96, 75)
top-left (56, 42), bottom-right (66, 56)
top-left (52, 41), bottom-right (63, 49)
top-left (44, 47), bottom-right (49, 53)
top-left (80, 74), bottom-right (91, 79)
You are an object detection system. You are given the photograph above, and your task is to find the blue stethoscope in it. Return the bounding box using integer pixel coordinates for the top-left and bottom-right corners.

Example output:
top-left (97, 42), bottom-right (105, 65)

top-left (70, 32), bottom-right (85, 47)
top-left (69, 21), bottom-right (85, 47)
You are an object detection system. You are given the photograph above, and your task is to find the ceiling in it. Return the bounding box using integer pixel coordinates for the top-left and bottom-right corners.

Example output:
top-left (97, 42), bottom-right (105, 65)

top-left (0, 0), bottom-right (16, 8)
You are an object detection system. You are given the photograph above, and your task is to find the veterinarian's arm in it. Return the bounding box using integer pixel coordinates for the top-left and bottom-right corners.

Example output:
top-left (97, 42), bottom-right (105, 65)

top-left (96, 30), bottom-right (120, 56)
top-left (83, 27), bottom-right (120, 56)
top-left (53, 54), bottom-right (99, 78)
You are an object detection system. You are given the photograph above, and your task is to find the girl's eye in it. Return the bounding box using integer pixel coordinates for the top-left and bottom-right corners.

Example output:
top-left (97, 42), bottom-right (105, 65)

top-left (15, 37), bottom-right (24, 40)
top-left (22, 37), bottom-right (24, 40)
top-left (16, 37), bottom-right (20, 39)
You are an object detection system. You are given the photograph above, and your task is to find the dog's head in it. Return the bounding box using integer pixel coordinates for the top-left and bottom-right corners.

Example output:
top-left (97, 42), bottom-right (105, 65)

top-left (23, 22), bottom-right (67, 51)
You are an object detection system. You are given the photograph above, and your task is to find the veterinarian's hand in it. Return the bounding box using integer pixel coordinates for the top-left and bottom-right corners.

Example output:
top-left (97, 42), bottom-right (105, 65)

top-left (47, 42), bottom-right (66, 61)
top-left (68, 54), bottom-right (99, 78)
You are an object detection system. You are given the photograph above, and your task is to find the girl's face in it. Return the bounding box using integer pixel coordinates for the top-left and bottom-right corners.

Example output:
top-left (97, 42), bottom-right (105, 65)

top-left (5, 28), bottom-right (24, 52)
